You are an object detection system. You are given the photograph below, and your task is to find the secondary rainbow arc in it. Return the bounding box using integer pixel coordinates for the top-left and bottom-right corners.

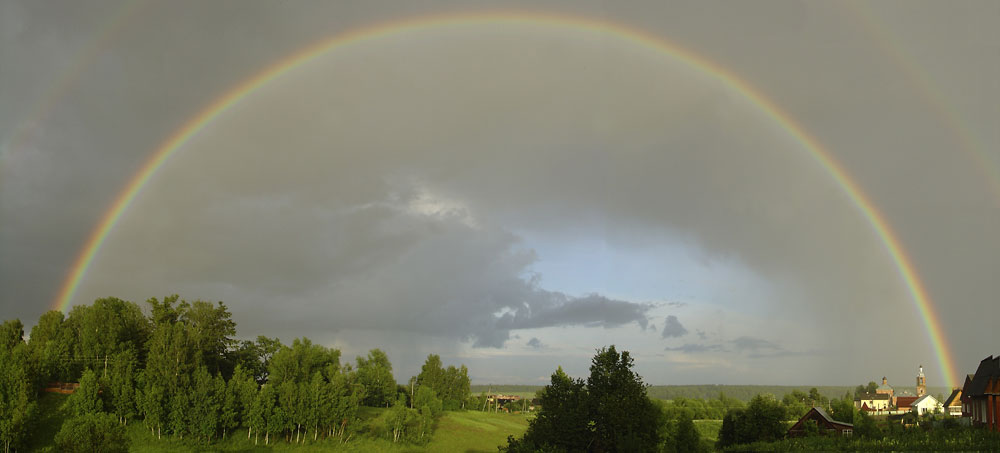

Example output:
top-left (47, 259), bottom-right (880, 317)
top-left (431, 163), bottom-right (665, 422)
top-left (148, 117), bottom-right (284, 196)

top-left (49, 11), bottom-right (958, 388)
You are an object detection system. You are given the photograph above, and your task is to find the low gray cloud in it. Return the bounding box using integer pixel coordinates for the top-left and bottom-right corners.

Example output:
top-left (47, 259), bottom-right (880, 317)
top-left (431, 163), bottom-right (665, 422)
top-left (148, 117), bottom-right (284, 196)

top-left (729, 336), bottom-right (821, 359)
top-left (746, 350), bottom-right (818, 359)
top-left (526, 337), bottom-right (544, 349)
top-left (696, 329), bottom-right (708, 340)
top-left (664, 343), bottom-right (727, 354)
top-left (730, 336), bottom-right (783, 352)
top-left (661, 315), bottom-right (689, 338)
top-left (494, 293), bottom-right (653, 333)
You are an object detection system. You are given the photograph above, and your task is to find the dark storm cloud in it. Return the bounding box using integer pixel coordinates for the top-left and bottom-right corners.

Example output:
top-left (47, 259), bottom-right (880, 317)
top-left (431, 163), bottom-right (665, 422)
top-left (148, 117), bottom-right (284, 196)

top-left (661, 315), bottom-right (688, 338)
top-left (526, 337), bottom-right (544, 349)
top-left (2, 0), bottom-right (997, 384)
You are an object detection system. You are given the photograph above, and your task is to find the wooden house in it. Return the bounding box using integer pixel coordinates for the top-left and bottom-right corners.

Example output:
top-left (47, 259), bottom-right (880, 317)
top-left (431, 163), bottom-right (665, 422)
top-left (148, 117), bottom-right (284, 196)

top-left (962, 355), bottom-right (1000, 432)
top-left (787, 407), bottom-right (853, 438)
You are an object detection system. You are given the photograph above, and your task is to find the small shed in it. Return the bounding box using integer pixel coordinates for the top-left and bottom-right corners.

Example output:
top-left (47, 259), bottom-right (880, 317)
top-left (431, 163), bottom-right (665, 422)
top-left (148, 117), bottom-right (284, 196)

top-left (787, 407), bottom-right (854, 438)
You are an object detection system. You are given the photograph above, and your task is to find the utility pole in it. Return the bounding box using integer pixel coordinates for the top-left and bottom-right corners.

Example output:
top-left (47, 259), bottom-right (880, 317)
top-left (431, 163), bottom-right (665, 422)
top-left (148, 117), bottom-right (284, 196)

top-left (409, 377), bottom-right (415, 409)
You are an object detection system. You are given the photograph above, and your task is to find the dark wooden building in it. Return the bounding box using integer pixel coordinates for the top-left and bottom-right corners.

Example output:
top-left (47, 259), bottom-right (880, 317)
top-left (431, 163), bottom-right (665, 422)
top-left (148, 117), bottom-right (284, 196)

top-left (42, 381), bottom-right (79, 394)
top-left (787, 407), bottom-right (853, 438)
top-left (961, 355), bottom-right (1000, 432)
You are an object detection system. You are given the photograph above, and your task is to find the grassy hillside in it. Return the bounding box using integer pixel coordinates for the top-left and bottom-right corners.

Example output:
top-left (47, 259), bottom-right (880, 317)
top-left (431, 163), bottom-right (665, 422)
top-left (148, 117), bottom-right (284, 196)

top-left (25, 393), bottom-right (529, 452)
top-left (126, 410), bottom-right (529, 452)
top-left (424, 411), bottom-right (531, 452)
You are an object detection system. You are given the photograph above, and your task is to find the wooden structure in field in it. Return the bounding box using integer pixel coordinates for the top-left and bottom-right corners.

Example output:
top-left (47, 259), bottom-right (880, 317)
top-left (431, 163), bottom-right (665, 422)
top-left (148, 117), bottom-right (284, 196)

top-left (43, 381), bottom-right (79, 394)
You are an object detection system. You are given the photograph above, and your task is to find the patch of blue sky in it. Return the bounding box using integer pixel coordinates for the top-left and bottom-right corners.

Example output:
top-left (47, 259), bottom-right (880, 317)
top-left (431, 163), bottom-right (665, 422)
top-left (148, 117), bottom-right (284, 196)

top-left (515, 229), bottom-right (775, 315)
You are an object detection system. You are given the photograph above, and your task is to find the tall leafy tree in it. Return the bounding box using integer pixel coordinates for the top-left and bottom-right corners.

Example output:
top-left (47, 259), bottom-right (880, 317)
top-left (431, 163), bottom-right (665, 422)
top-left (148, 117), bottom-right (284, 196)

top-left (138, 380), bottom-right (166, 439)
top-left (356, 349), bottom-right (396, 407)
top-left (106, 350), bottom-right (138, 425)
top-left (168, 385), bottom-right (190, 439)
top-left (503, 366), bottom-right (590, 452)
top-left (587, 345), bottom-right (664, 452)
top-left (505, 347), bottom-right (665, 453)
top-left (417, 354), bottom-right (444, 394)
top-left (28, 311), bottom-right (74, 382)
top-left (0, 342), bottom-right (36, 453)
top-left (830, 396), bottom-right (856, 424)
top-left (275, 380), bottom-right (299, 442)
top-left (68, 297), bottom-right (150, 378)
top-left (328, 365), bottom-right (363, 439)
top-left (189, 366), bottom-right (222, 441)
top-left (250, 383), bottom-right (276, 445)
top-left (181, 300), bottom-right (237, 375)
top-left (66, 368), bottom-right (103, 416)
top-left (0, 320), bottom-right (24, 352)
top-left (221, 365), bottom-right (252, 440)
top-left (267, 338), bottom-right (339, 388)
top-left (416, 354), bottom-right (470, 410)
top-left (671, 413), bottom-right (702, 453)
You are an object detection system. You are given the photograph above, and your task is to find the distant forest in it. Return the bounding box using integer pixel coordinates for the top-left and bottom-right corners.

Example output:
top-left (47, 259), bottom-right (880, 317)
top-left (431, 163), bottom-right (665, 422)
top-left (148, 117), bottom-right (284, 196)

top-left (473, 384), bottom-right (954, 402)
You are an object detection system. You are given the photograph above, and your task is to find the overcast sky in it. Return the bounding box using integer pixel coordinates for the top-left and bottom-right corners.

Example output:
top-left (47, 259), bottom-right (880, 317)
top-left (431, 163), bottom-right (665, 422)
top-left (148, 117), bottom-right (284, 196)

top-left (2, 0), bottom-right (997, 386)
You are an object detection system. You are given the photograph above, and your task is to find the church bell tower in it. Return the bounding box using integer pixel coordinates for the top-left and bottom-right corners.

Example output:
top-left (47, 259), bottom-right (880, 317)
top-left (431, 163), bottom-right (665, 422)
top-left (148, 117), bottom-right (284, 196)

top-left (916, 365), bottom-right (926, 397)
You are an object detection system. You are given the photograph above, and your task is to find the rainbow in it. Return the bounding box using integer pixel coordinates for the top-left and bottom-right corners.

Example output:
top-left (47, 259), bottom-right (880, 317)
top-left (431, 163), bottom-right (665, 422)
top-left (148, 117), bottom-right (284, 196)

top-left (49, 11), bottom-right (957, 387)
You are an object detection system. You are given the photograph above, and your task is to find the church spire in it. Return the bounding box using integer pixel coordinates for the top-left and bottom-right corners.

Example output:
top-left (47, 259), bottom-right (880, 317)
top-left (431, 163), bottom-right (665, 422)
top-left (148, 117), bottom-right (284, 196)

top-left (916, 365), bottom-right (927, 397)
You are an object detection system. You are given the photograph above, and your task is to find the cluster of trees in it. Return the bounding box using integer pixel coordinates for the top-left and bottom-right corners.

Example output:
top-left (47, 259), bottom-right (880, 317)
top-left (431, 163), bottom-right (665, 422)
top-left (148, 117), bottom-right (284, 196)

top-left (0, 295), bottom-right (472, 451)
top-left (658, 386), bottom-right (844, 422)
top-left (0, 320), bottom-right (35, 453)
top-left (502, 346), bottom-right (668, 453)
top-left (659, 393), bottom-right (747, 420)
top-left (717, 394), bottom-right (788, 447)
top-left (646, 385), bottom-right (851, 402)
top-left (367, 353), bottom-right (472, 444)
top-left (716, 391), bottom-right (881, 449)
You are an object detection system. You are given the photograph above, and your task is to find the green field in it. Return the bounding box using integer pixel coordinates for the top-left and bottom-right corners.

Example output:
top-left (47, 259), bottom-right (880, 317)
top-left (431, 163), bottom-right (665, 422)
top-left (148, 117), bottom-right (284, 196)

top-left (26, 393), bottom-right (530, 452)
top-left (693, 419), bottom-right (722, 443)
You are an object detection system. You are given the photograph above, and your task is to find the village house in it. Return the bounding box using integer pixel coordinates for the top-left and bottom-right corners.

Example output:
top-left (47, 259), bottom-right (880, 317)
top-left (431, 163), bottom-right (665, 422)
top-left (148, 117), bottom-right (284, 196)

top-left (943, 388), bottom-right (963, 416)
top-left (787, 407), bottom-right (853, 437)
top-left (911, 394), bottom-right (942, 415)
top-left (962, 374), bottom-right (975, 417)
top-left (855, 393), bottom-right (891, 413)
top-left (895, 395), bottom-right (919, 413)
top-left (961, 355), bottom-right (1000, 432)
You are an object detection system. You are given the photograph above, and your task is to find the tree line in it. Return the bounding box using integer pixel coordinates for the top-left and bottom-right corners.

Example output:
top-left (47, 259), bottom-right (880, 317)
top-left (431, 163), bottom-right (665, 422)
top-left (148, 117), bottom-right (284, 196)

top-left (0, 296), bottom-right (471, 451)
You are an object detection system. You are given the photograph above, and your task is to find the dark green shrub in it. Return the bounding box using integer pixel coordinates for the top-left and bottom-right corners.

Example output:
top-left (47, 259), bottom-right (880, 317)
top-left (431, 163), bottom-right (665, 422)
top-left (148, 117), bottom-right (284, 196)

top-left (54, 412), bottom-right (129, 453)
